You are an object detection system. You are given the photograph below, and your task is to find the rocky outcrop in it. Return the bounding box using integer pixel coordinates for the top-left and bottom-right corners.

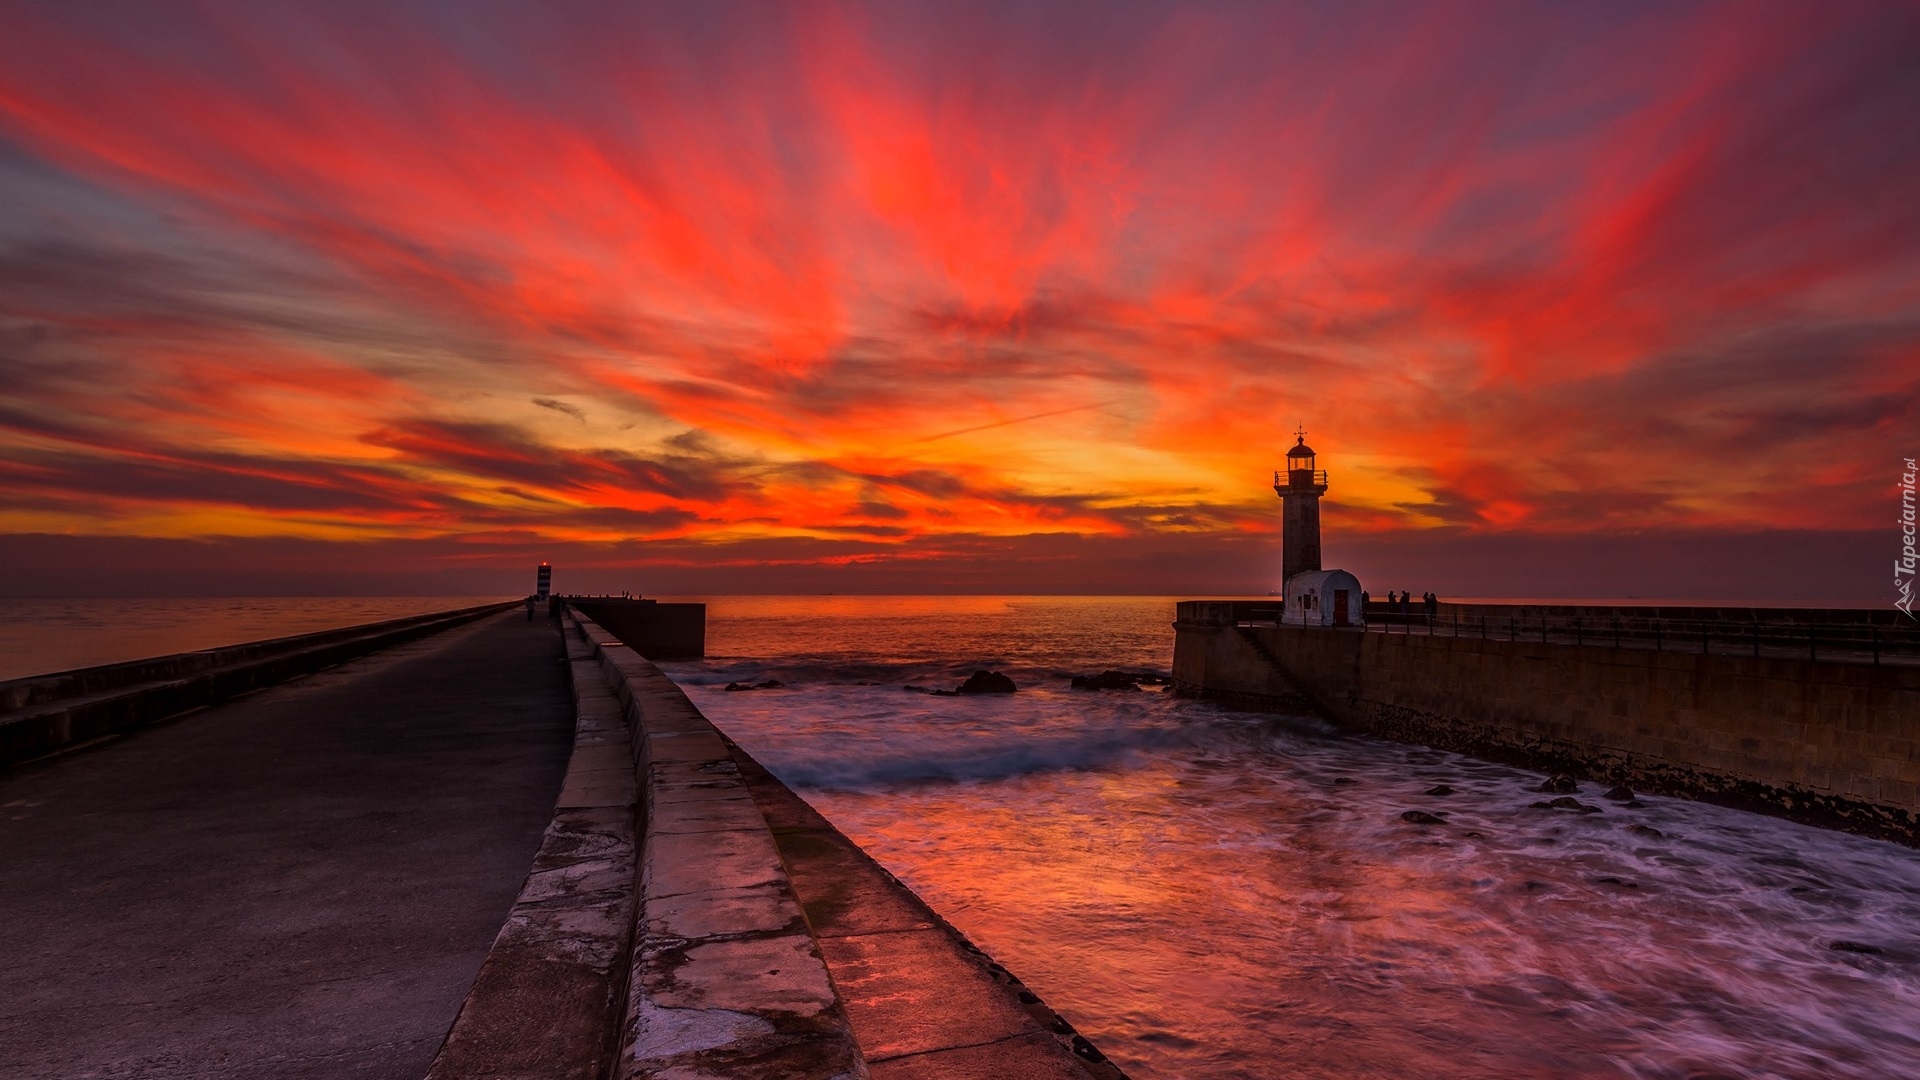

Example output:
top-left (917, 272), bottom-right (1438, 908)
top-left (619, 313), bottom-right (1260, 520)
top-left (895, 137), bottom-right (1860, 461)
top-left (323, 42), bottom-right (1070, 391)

top-left (956, 670), bottom-right (1017, 695)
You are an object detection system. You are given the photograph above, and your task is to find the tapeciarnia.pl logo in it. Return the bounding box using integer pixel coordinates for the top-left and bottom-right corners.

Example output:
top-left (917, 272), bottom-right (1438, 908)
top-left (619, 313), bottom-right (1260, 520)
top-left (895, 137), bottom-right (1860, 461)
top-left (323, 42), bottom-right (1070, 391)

top-left (1899, 457), bottom-right (1917, 618)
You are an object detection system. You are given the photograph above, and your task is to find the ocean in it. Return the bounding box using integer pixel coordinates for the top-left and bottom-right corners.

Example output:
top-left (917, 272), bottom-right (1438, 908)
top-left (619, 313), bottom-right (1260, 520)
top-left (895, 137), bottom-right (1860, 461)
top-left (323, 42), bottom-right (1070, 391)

top-left (0, 596), bottom-right (507, 681)
top-left (6, 594), bottom-right (1917, 1077)
top-left (663, 596), bottom-right (1920, 1080)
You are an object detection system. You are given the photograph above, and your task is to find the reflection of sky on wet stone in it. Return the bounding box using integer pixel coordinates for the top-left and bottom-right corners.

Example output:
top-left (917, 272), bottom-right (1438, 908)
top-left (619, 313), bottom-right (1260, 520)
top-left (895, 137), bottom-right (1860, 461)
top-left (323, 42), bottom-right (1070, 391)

top-left (1, 2), bottom-right (1917, 595)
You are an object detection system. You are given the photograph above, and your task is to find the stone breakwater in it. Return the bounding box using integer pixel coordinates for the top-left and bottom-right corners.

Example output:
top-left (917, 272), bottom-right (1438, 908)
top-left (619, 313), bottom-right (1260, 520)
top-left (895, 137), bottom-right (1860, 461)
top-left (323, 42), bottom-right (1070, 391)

top-left (1173, 601), bottom-right (1920, 845)
top-left (429, 606), bottom-right (1130, 1079)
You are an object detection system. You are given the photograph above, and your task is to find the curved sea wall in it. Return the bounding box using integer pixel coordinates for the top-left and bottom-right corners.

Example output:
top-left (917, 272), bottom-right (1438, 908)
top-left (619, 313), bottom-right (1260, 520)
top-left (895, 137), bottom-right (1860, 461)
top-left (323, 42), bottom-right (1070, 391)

top-left (1173, 604), bottom-right (1920, 844)
top-left (429, 607), bottom-right (1129, 1079)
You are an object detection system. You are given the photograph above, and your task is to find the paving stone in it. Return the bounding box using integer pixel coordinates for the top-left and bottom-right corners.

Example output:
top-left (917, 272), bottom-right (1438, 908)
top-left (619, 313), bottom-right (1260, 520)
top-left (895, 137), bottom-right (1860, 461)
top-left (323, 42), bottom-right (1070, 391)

top-left (866, 1033), bottom-right (1104, 1080)
top-left (645, 884), bottom-right (807, 941)
top-left (818, 930), bottom-right (1037, 1061)
top-left (645, 933), bottom-right (841, 1018)
top-left (650, 793), bottom-right (773, 836)
top-left (645, 827), bottom-right (787, 898)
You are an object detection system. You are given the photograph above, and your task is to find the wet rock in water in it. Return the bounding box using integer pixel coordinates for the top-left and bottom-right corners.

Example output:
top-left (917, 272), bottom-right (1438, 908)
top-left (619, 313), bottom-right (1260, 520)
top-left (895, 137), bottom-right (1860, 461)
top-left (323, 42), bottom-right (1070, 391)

top-left (1462, 830), bottom-right (1485, 839)
top-left (1545, 796), bottom-right (1603, 814)
top-left (756, 679), bottom-right (783, 689)
top-left (1537, 774), bottom-right (1579, 793)
top-left (955, 670), bottom-right (1017, 694)
top-left (1400, 810), bottom-right (1447, 825)
top-left (1604, 785), bottom-right (1637, 801)
top-left (1830, 940), bottom-right (1883, 954)
top-left (1623, 800), bottom-right (1646, 809)
top-left (1071, 670), bottom-right (1144, 690)
top-left (1332, 777), bottom-right (1357, 786)
top-left (1594, 876), bottom-right (1639, 888)
top-left (903, 684), bottom-right (929, 694)
top-left (1425, 784), bottom-right (1455, 796)
top-left (1626, 824), bottom-right (1664, 838)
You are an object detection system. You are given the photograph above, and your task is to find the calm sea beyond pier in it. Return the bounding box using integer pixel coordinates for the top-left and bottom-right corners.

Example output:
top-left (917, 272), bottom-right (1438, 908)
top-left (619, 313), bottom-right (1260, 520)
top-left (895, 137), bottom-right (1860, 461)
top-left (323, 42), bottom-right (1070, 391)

top-left (2, 595), bottom-right (1915, 1079)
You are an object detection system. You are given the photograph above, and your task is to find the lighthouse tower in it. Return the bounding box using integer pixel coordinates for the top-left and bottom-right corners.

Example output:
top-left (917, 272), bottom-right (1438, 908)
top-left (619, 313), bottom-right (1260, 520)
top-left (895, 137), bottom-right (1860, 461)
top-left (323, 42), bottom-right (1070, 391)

top-left (1273, 429), bottom-right (1328, 585)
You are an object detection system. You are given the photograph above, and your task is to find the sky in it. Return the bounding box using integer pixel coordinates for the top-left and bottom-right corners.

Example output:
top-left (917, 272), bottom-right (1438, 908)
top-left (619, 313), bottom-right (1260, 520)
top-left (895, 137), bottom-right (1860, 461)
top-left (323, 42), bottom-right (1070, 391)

top-left (0, 0), bottom-right (1916, 599)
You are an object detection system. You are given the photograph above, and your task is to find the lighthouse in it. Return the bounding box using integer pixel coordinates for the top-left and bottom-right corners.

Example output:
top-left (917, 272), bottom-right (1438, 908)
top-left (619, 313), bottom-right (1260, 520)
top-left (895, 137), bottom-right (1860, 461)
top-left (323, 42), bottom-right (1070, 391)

top-left (1273, 431), bottom-right (1363, 628)
top-left (1273, 429), bottom-right (1327, 585)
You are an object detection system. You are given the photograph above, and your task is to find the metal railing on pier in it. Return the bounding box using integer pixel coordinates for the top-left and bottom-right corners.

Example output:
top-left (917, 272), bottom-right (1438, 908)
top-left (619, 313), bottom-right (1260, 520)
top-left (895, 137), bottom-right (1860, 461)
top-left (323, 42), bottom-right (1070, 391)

top-left (1191, 601), bottom-right (1920, 667)
top-left (1358, 610), bottom-right (1920, 666)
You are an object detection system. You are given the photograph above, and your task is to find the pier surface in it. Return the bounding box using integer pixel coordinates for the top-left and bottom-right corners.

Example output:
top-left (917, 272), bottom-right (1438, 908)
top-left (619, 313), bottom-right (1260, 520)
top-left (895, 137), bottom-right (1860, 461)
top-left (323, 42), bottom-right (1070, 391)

top-left (0, 612), bottom-right (573, 1080)
top-left (0, 605), bottom-right (1123, 1079)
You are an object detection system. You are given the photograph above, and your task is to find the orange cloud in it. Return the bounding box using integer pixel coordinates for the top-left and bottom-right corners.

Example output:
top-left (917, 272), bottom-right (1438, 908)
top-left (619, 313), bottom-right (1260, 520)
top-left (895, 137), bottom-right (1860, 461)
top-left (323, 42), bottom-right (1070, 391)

top-left (0, 0), bottom-right (1914, 588)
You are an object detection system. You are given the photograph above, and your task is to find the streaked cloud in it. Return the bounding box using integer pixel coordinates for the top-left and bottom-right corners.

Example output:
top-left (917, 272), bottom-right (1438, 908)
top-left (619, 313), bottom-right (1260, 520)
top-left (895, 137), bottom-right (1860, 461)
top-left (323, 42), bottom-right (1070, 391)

top-left (0, 0), bottom-right (1913, 595)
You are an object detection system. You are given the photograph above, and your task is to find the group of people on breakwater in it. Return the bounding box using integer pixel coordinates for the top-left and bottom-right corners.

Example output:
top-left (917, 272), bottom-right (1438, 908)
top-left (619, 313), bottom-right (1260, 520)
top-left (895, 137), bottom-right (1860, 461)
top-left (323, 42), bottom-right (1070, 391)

top-left (1363, 590), bottom-right (1439, 617)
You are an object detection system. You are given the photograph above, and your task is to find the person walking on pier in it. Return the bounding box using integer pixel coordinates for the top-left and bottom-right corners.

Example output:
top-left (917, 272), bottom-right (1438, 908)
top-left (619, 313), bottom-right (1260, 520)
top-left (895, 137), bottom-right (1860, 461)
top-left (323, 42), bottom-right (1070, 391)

top-left (525, 596), bottom-right (536, 622)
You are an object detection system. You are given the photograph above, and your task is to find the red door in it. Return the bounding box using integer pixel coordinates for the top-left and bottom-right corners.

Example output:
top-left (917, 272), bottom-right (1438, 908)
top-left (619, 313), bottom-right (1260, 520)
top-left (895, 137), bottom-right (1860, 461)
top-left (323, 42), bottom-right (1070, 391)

top-left (1333, 590), bottom-right (1349, 626)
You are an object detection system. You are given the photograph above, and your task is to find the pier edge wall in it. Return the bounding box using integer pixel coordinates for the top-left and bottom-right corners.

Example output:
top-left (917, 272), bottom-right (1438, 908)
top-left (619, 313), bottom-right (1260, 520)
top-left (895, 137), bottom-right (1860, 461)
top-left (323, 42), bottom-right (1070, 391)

top-left (1173, 613), bottom-right (1920, 845)
top-left (568, 599), bottom-right (705, 660)
top-left (0, 601), bottom-right (517, 771)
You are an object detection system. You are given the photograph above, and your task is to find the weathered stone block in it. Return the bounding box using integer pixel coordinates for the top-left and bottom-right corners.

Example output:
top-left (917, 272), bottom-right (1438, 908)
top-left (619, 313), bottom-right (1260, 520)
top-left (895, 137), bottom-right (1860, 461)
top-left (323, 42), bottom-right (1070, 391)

top-left (645, 827), bottom-right (787, 899)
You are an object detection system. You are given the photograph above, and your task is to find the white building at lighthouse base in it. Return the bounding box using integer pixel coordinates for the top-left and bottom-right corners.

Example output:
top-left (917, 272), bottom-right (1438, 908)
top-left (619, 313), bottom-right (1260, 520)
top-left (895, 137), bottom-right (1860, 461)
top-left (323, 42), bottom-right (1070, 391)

top-left (1281, 569), bottom-right (1366, 628)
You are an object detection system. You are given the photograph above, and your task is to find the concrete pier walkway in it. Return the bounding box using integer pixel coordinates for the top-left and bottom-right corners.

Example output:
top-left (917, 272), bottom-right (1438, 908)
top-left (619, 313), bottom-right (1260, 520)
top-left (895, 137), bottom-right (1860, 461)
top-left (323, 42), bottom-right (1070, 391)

top-left (0, 612), bottom-right (574, 1080)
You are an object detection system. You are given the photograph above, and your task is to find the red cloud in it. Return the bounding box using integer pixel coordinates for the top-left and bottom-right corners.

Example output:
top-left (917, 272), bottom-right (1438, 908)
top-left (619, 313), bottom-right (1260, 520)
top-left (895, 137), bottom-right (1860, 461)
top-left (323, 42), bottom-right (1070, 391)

top-left (0, 0), bottom-right (1913, 580)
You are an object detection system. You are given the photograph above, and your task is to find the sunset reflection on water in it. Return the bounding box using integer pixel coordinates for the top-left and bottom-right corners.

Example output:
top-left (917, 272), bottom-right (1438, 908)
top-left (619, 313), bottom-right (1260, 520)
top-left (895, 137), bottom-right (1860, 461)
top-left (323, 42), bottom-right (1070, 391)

top-left (667, 597), bottom-right (1920, 1079)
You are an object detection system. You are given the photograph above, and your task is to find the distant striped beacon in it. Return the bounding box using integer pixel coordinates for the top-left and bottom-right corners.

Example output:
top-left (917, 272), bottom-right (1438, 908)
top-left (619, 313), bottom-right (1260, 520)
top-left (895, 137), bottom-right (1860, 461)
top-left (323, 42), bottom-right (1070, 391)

top-left (536, 562), bottom-right (552, 600)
